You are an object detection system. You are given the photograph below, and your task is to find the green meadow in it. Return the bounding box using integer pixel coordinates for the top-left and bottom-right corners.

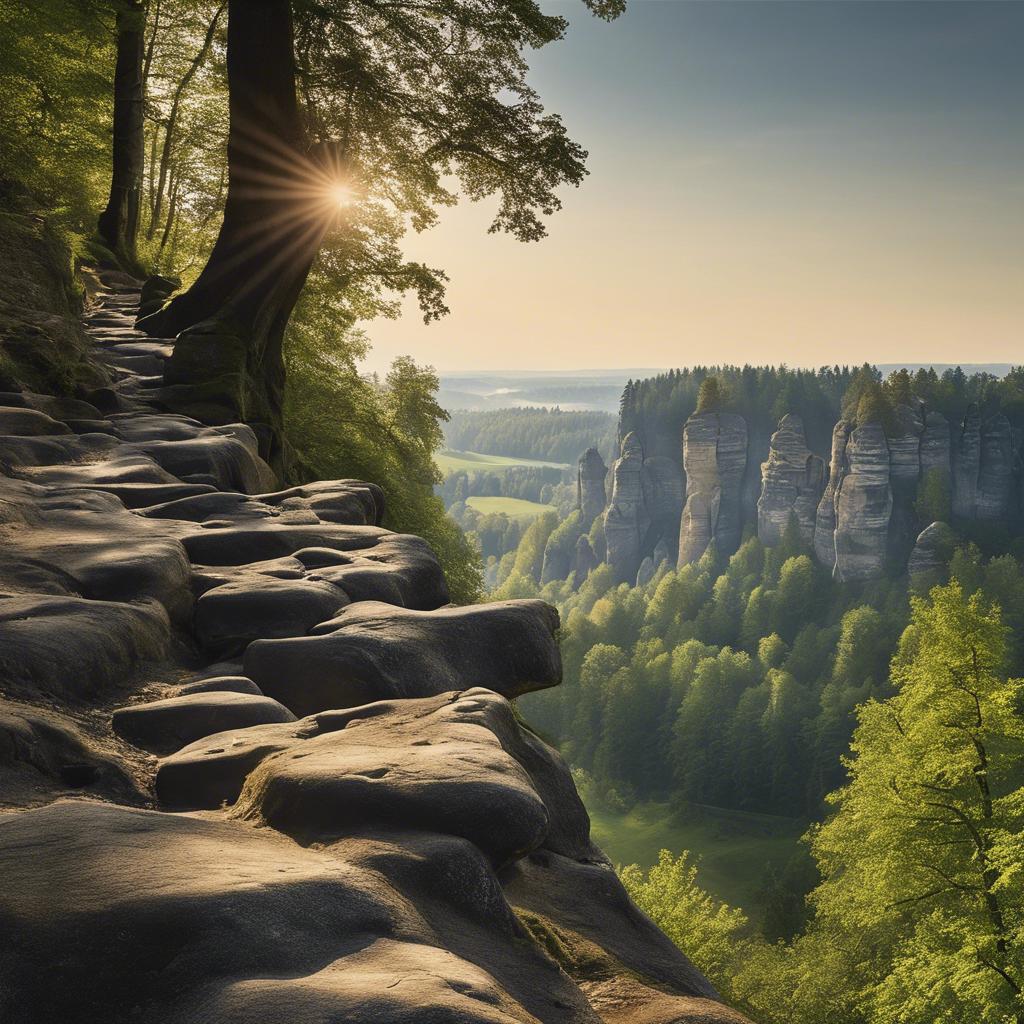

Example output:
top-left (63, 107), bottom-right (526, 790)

top-left (435, 449), bottom-right (570, 475)
top-left (465, 496), bottom-right (556, 522)
top-left (587, 799), bottom-right (806, 917)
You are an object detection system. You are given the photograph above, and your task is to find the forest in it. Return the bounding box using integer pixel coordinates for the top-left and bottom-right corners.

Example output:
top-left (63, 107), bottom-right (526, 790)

top-left (469, 360), bottom-right (1024, 1023)
top-left (6, 0), bottom-right (643, 605)
top-left (443, 407), bottom-right (616, 464)
top-left (3, 2), bottom-right (1023, 1023)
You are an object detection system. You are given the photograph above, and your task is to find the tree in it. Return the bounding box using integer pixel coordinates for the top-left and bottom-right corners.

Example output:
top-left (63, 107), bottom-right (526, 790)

top-left (695, 375), bottom-right (726, 414)
top-left (915, 466), bottom-right (952, 528)
top-left (140, 0), bottom-right (623, 465)
top-left (98, 0), bottom-right (147, 263)
top-left (809, 583), bottom-right (1024, 1023)
top-left (621, 850), bottom-right (751, 998)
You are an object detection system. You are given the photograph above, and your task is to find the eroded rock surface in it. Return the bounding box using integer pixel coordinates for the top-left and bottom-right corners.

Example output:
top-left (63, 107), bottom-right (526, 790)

top-left (244, 599), bottom-right (561, 716)
top-left (0, 277), bottom-right (745, 1023)
top-left (757, 413), bottom-right (826, 546)
top-left (577, 447), bottom-right (608, 525)
top-left (833, 423), bottom-right (893, 582)
top-left (678, 412), bottom-right (748, 566)
top-left (603, 432), bottom-right (649, 583)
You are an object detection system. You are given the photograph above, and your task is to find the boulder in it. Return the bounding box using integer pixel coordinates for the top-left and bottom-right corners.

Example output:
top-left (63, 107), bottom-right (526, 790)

top-left (0, 594), bottom-right (170, 701)
top-left (112, 691), bottom-right (295, 754)
top-left (678, 412), bottom-right (748, 566)
top-left (757, 413), bottom-right (826, 546)
top-left (231, 690), bottom-right (550, 865)
top-left (833, 423), bottom-right (892, 582)
top-left (193, 576), bottom-right (348, 657)
top-left (160, 688), bottom-right (595, 862)
top-left (0, 406), bottom-right (72, 437)
top-left (243, 600), bottom-right (561, 717)
top-left (0, 801), bottom-right (406, 1024)
top-left (180, 526), bottom-right (449, 608)
top-left (503, 850), bottom-right (738, 1015)
top-left (139, 273), bottom-right (180, 307)
top-left (577, 447), bottom-right (608, 525)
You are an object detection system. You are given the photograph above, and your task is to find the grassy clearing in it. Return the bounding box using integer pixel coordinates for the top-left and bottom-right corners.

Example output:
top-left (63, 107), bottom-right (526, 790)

top-left (587, 798), bottom-right (806, 916)
top-left (435, 449), bottom-right (569, 475)
top-left (465, 496), bottom-right (556, 522)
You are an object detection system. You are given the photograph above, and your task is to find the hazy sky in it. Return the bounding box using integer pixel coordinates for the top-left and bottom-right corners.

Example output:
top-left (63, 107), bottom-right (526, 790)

top-left (363, 1), bottom-right (1023, 373)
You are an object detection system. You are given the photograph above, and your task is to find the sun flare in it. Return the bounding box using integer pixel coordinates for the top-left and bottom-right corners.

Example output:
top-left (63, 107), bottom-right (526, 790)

top-left (327, 182), bottom-right (354, 209)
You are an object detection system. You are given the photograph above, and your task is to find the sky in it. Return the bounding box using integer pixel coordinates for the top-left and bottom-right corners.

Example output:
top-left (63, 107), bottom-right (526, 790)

top-left (362, 1), bottom-right (1024, 374)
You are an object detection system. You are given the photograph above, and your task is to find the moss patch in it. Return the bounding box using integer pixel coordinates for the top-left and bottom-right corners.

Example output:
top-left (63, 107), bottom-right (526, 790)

top-left (0, 195), bottom-right (106, 395)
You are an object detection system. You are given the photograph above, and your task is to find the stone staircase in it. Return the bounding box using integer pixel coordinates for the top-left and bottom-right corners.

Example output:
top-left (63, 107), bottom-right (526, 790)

top-left (0, 274), bottom-right (748, 1024)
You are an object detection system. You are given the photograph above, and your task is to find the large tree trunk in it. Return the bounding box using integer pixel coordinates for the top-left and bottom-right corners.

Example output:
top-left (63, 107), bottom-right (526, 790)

top-left (139, 0), bottom-right (329, 469)
top-left (98, 1), bottom-right (146, 263)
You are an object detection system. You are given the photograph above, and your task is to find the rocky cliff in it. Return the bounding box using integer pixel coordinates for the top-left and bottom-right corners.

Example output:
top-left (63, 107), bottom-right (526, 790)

top-left (577, 447), bottom-right (608, 525)
top-left (757, 413), bottom-right (826, 547)
top-left (677, 412), bottom-right (748, 566)
top-left (597, 396), bottom-right (1021, 584)
top-left (0, 271), bottom-right (747, 1023)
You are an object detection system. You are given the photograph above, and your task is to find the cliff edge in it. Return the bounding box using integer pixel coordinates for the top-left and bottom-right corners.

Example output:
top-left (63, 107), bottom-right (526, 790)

top-left (0, 256), bottom-right (749, 1023)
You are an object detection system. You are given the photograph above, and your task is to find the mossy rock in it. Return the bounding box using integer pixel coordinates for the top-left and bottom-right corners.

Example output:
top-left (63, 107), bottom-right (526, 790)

top-left (0, 201), bottom-right (107, 395)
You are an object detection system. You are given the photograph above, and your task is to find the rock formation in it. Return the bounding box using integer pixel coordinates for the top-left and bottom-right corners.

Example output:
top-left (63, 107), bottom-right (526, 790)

top-left (641, 454), bottom-right (685, 563)
top-left (677, 412), bottom-right (748, 566)
top-left (907, 521), bottom-right (958, 583)
top-left (920, 410), bottom-right (951, 476)
top-left (952, 405), bottom-right (982, 520)
top-left (572, 534), bottom-right (599, 588)
top-left (812, 420), bottom-right (852, 572)
top-left (0, 272), bottom-right (747, 1023)
top-left (617, 378), bottom-right (1019, 585)
top-left (977, 414), bottom-right (1017, 522)
top-left (757, 414), bottom-right (826, 546)
top-left (577, 447), bottom-right (607, 525)
top-left (603, 431), bottom-right (649, 582)
top-left (636, 556), bottom-right (656, 587)
top-left (832, 423), bottom-right (893, 582)
top-left (886, 404), bottom-right (926, 565)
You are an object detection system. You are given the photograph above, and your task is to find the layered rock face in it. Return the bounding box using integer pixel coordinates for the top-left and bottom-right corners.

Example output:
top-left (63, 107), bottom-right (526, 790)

top-left (832, 423), bottom-right (894, 582)
top-left (678, 412), bottom-right (748, 566)
top-left (603, 432), bottom-right (649, 583)
top-left (609, 385), bottom-right (1019, 586)
top-left (577, 447), bottom-right (607, 525)
top-left (0, 275), bottom-right (745, 1024)
top-left (757, 414), bottom-right (826, 546)
top-left (812, 420), bottom-right (852, 572)
top-left (977, 414), bottom-right (1017, 522)
top-left (952, 405), bottom-right (982, 519)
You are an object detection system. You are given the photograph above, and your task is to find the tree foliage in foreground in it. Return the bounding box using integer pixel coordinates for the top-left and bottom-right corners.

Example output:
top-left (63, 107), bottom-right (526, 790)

top-left (624, 582), bottom-right (1024, 1024)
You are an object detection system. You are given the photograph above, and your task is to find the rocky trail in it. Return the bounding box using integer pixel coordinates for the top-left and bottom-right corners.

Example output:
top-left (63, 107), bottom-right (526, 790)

top-left (0, 273), bottom-right (748, 1023)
